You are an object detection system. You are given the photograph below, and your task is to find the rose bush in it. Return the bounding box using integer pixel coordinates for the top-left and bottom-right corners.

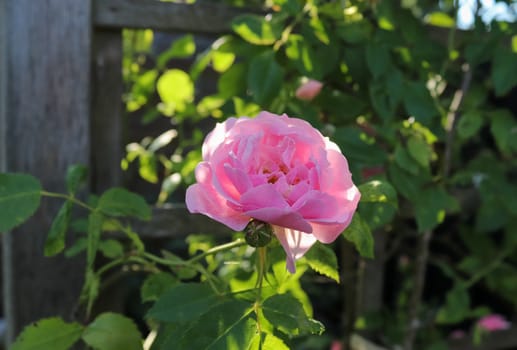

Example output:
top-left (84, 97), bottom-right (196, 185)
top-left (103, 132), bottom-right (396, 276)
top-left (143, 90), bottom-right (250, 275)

top-left (186, 111), bottom-right (360, 272)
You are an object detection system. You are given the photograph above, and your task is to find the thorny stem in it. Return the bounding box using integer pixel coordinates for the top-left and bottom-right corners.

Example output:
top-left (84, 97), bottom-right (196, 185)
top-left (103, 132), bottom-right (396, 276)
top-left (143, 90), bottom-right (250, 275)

top-left (254, 246), bottom-right (268, 340)
top-left (403, 229), bottom-right (432, 350)
top-left (464, 246), bottom-right (515, 289)
top-left (404, 57), bottom-right (472, 350)
top-left (40, 190), bottom-right (94, 211)
top-left (273, 3), bottom-right (312, 51)
top-left (188, 239), bottom-right (247, 264)
top-left (443, 63), bottom-right (472, 178)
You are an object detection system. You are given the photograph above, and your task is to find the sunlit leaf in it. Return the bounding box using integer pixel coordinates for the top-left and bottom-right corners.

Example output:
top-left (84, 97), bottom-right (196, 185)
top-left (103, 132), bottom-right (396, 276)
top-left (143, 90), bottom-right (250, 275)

top-left (342, 213), bottom-right (374, 258)
top-left (425, 12), bottom-right (455, 28)
top-left (407, 136), bottom-right (431, 169)
top-left (82, 313), bottom-right (142, 350)
top-left (156, 69), bottom-right (194, 112)
top-left (358, 180), bottom-right (398, 208)
top-left (262, 293), bottom-right (324, 336)
top-left (178, 300), bottom-right (255, 349)
top-left (247, 333), bottom-right (289, 350)
top-left (304, 242), bottom-right (340, 282)
top-left (157, 34), bottom-right (196, 69)
top-left (12, 317), bottom-right (83, 350)
top-left (232, 14), bottom-right (280, 45)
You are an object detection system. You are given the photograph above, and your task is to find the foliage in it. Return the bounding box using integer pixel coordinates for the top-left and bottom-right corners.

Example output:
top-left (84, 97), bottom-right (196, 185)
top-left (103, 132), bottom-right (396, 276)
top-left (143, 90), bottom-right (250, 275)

top-left (121, 0), bottom-right (517, 348)
top-left (2, 0), bottom-right (517, 349)
top-left (0, 170), bottom-right (389, 349)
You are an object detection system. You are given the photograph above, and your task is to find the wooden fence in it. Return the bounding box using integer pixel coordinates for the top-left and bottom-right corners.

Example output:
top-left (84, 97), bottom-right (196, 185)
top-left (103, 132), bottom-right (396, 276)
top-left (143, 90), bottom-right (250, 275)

top-left (0, 1), bottom-right (515, 349)
top-left (0, 0), bottom-right (241, 345)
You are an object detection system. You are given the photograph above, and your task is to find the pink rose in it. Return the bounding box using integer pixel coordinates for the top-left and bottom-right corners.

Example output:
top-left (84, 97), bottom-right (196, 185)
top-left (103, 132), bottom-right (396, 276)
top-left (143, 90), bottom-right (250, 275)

top-left (186, 111), bottom-right (360, 272)
top-left (477, 314), bottom-right (511, 332)
top-left (295, 79), bottom-right (323, 101)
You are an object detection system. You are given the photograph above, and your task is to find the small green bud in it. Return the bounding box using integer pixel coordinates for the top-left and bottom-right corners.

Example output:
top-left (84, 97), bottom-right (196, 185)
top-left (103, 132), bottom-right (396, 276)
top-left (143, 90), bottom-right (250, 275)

top-left (244, 220), bottom-right (273, 247)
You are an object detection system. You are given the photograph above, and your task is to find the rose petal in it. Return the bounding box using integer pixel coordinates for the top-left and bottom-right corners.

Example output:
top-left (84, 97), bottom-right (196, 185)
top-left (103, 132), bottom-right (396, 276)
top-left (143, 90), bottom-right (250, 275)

top-left (273, 226), bottom-right (317, 273)
top-left (186, 163), bottom-right (249, 231)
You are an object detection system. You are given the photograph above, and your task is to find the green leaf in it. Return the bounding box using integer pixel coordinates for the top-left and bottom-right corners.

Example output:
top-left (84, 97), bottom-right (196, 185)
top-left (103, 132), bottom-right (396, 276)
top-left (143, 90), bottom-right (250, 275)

top-left (491, 47), bottom-right (517, 96)
top-left (147, 283), bottom-right (227, 323)
top-left (425, 12), bottom-right (455, 28)
top-left (218, 63), bottom-right (247, 99)
top-left (247, 51), bottom-right (284, 107)
top-left (83, 270), bottom-right (100, 318)
top-left (457, 111), bottom-right (483, 140)
top-left (358, 180), bottom-right (398, 208)
top-left (489, 109), bottom-right (517, 154)
top-left (64, 237), bottom-right (87, 257)
top-left (359, 202), bottom-right (397, 231)
top-left (125, 227), bottom-right (145, 253)
top-left (11, 317), bottom-right (83, 350)
top-left (0, 173), bottom-right (42, 232)
top-left (141, 272), bottom-right (178, 302)
top-left (87, 211), bottom-right (103, 268)
top-left (157, 34), bottom-right (196, 69)
top-left (414, 187), bottom-right (458, 232)
top-left (394, 144), bottom-right (420, 175)
top-left (388, 162), bottom-right (431, 201)
top-left (232, 14), bottom-right (280, 45)
top-left (310, 15), bottom-right (330, 44)
top-left (212, 51), bottom-right (235, 73)
top-left (98, 239), bottom-right (124, 259)
top-left (333, 127), bottom-right (387, 166)
top-left (82, 313), bottom-right (143, 350)
top-left (407, 136), bottom-right (431, 169)
top-left (66, 164), bottom-right (88, 195)
top-left (156, 69), bottom-right (194, 113)
top-left (178, 299), bottom-right (255, 350)
top-left (436, 284), bottom-right (470, 324)
top-left (304, 242), bottom-right (340, 283)
top-left (247, 333), bottom-right (289, 350)
top-left (262, 294), bottom-right (324, 336)
top-left (366, 43), bottom-right (391, 79)
top-left (403, 81), bottom-right (438, 124)
top-left (342, 213), bottom-right (374, 258)
top-left (97, 188), bottom-right (151, 220)
top-left (44, 201), bottom-right (72, 256)
top-left (337, 21), bottom-right (373, 44)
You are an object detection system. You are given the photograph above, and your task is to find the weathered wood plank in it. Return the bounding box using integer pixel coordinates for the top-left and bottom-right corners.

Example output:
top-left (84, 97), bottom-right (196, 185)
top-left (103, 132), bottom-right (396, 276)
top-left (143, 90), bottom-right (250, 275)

top-left (93, 0), bottom-right (247, 33)
top-left (1, 0), bottom-right (91, 345)
top-left (132, 206), bottom-right (233, 239)
top-left (91, 30), bottom-right (125, 193)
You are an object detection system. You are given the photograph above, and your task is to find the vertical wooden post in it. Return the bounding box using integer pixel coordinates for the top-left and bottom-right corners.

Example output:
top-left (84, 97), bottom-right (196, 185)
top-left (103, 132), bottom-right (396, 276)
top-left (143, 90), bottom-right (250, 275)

top-left (0, 0), bottom-right (92, 345)
top-left (91, 29), bottom-right (125, 193)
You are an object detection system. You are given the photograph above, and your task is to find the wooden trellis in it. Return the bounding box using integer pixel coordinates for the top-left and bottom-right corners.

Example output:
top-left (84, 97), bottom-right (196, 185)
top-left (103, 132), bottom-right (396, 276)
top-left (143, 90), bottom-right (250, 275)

top-left (0, 0), bottom-right (239, 345)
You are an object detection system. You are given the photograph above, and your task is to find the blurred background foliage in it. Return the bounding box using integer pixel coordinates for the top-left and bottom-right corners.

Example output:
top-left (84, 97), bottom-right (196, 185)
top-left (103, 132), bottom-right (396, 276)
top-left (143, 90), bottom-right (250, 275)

top-left (120, 0), bottom-right (517, 348)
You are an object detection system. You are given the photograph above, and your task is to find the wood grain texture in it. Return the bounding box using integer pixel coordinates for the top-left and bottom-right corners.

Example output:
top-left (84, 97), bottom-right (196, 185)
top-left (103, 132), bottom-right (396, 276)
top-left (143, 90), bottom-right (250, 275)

top-left (93, 0), bottom-right (246, 33)
top-left (131, 206), bottom-right (233, 239)
top-left (1, 0), bottom-right (91, 344)
top-left (91, 30), bottom-right (125, 193)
